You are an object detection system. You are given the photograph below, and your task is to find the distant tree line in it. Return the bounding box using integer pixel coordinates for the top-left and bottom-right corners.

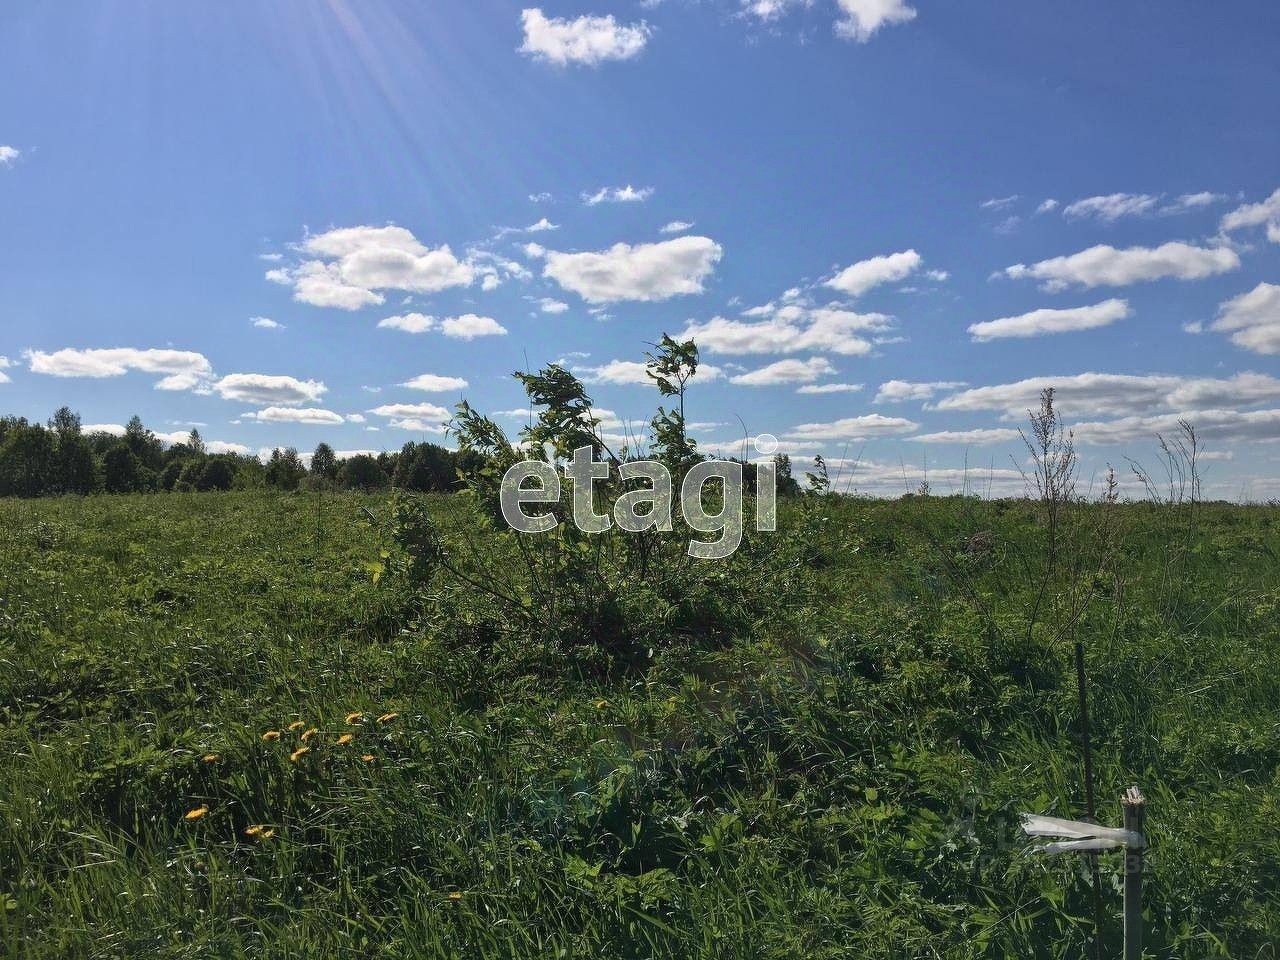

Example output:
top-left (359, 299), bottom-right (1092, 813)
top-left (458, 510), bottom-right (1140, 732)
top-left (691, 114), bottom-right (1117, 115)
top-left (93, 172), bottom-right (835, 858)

top-left (0, 407), bottom-right (481, 499)
top-left (0, 406), bottom-right (807, 501)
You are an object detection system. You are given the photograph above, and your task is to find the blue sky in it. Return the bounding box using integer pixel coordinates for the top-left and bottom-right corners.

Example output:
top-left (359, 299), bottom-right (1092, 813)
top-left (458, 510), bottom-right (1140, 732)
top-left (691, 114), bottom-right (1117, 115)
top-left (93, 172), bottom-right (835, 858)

top-left (2, 0), bottom-right (1279, 496)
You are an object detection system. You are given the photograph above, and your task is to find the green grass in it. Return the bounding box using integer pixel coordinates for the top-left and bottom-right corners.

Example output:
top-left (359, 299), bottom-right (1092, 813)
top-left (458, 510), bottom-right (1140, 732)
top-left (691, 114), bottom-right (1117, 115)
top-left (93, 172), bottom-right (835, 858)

top-left (1, 490), bottom-right (1277, 958)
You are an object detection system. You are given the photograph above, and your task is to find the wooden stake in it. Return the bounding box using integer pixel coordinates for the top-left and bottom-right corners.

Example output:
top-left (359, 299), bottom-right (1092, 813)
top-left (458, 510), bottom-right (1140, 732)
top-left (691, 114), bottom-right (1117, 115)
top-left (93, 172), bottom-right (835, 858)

top-left (1122, 786), bottom-right (1146, 960)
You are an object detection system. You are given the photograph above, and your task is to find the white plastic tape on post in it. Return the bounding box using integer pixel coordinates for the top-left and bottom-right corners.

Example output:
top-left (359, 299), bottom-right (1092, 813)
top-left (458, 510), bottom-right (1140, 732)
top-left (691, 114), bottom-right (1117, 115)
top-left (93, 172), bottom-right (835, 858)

top-left (1019, 813), bottom-right (1146, 853)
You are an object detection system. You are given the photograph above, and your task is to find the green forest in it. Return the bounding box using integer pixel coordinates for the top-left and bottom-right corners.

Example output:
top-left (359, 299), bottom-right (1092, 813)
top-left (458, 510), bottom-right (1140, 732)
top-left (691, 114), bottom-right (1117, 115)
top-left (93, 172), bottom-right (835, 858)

top-left (0, 407), bottom-right (480, 499)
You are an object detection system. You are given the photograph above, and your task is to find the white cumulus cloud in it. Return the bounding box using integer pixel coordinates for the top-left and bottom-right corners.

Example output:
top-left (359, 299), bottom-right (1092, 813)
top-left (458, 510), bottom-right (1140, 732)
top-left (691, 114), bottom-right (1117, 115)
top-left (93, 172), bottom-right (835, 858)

top-left (825, 249), bottom-right (922, 297)
top-left (520, 8), bottom-right (651, 66)
top-left (682, 305), bottom-right (889, 357)
top-left (25, 348), bottom-right (213, 391)
top-left (440, 314), bottom-right (508, 339)
top-left (740, 0), bottom-right (801, 21)
top-left (833, 0), bottom-right (917, 42)
top-left (786, 413), bottom-right (919, 441)
top-left (1210, 282), bottom-right (1280, 355)
top-left (1003, 242), bottom-right (1239, 291)
top-left (215, 374), bottom-right (326, 405)
top-left (936, 371), bottom-right (1280, 419)
top-left (740, 0), bottom-right (915, 41)
top-left (731, 357), bottom-right (836, 386)
top-left (874, 380), bottom-right (967, 403)
top-left (1220, 187), bottom-right (1280, 242)
top-left (378, 313), bottom-right (437, 334)
top-left (283, 260), bottom-right (385, 310)
top-left (580, 359), bottom-right (722, 386)
top-left (367, 401), bottom-right (451, 433)
top-left (538, 235), bottom-right (722, 303)
top-left (1073, 408), bottom-right (1280, 446)
top-left (401, 373), bottom-right (469, 392)
top-left (968, 298), bottom-right (1131, 341)
top-left (207, 440), bottom-right (252, 455)
top-left (388, 418), bottom-right (449, 433)
top-left (244, 407), bottom-right (345, 426)
top-left (272, 225), bottom-right (477, 310)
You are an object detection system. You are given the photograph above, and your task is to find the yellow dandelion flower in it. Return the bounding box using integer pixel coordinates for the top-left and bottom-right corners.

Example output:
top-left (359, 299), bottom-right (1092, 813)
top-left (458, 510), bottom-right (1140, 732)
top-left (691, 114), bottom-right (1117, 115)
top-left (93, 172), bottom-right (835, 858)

top-left (594, 699), bottom-right (608, 710)
top-left (300, 727), bottom-right (319, 742)
top-left (262, 730), bottom-right (281, 741)
top-left (448, 892), bottom-right (463, 901)
top-left (288, 720), bottom-right (305, 731)
top-left (202, 754), bottom-right (220, 763)
top-left (244, 824), bottom-right (263, 837)
top-left (259, 829), bottom-right (275, 840)
top-left (336, 733), bottom-right (354, 746)
top-left (361, 754), bottom-right (375, 763)
top-left (184, 805), bottom-right (209, 822)
top-left (345, 712), bottom-right (363, 724)
top-left (376, 712), bottom-right (399, 724)
top-left (290, 746), bottom-right (310, 762)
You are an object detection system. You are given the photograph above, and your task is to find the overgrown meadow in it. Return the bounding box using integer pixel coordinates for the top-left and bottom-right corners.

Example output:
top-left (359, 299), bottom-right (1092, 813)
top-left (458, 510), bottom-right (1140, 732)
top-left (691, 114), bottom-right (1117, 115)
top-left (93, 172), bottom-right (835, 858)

top-left (2, 350), bottom-right (1279, 958)
top-left (2, 486), bottom-right (1278, 958)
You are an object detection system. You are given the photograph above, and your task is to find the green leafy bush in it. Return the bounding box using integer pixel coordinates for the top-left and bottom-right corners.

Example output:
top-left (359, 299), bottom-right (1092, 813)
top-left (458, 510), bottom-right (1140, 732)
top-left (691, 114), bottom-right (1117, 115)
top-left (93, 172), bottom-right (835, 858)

top-left (388, 336), bottom-right (790, 675)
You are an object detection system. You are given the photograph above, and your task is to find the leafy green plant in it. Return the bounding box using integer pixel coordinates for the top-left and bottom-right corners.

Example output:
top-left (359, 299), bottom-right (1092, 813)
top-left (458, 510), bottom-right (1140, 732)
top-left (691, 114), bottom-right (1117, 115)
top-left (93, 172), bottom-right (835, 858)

top-left (388, 336), bottom-right (779, 674)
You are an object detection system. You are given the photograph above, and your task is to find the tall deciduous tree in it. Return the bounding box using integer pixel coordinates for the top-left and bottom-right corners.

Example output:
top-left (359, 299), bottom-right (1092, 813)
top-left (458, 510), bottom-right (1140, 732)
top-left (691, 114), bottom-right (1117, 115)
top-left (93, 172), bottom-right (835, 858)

top-left (102, 443), bottom-right (143, 494)
top-left (124, 416), bottom-right (163, 470)
top-left (0, 423), bottom-right (56, 497)
top-left (311, 442), bottom-right (338, 481)
top-left (264, 447), bottom-right (306, 490)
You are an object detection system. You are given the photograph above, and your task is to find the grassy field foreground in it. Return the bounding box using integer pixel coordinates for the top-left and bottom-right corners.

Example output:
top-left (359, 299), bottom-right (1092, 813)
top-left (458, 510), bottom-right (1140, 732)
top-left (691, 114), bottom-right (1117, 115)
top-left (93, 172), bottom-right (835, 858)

top-left (1, 490), bottom-right (1278, 958)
